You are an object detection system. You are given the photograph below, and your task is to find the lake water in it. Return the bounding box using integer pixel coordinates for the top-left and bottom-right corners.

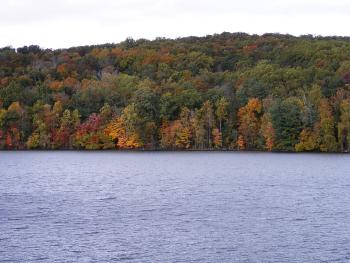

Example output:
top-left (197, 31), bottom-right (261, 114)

top-left (0, 152), bottom-right (350, 262)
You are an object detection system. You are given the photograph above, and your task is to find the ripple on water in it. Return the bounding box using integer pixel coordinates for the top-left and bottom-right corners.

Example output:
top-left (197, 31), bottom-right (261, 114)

top-left (0, 152), bottom-right (349, 262)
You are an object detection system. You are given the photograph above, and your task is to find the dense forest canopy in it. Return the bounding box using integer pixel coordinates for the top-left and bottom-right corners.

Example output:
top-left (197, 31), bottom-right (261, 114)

top-left (1, 32), bottom-right (350, 151)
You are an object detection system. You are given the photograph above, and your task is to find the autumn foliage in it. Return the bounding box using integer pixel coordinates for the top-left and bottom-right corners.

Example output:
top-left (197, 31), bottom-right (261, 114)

top-left (1, 33), bottom-right (350, 151)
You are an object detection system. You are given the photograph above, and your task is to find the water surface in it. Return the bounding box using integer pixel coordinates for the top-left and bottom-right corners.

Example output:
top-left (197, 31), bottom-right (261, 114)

top-left (0, 152), bottom-right (350, 262)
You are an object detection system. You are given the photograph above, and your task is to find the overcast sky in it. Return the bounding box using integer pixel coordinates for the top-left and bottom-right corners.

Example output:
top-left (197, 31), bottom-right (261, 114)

top-left (1, 0), bottom-right (349, 49)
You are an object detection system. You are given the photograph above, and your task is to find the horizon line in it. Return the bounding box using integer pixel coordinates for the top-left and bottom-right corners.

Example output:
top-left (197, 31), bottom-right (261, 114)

top-left (2, 31), bottom-right (350, 51)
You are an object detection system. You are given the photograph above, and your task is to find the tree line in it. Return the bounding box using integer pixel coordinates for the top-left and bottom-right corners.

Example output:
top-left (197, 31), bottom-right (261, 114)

top-left (1, 32), bottom-right (350, 151)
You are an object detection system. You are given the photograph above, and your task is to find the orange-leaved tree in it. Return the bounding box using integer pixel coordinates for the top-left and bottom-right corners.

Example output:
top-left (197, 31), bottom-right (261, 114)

top-left (237, 98), bottom-right (262, 149)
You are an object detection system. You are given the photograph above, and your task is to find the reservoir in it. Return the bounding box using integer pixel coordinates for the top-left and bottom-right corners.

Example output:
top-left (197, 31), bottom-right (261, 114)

top-left (1, 152), bottom-right (350, 262)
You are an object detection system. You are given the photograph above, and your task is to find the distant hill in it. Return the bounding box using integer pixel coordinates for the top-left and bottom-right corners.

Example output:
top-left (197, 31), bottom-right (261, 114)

top-left (1, 32), bottom-right (350, 151)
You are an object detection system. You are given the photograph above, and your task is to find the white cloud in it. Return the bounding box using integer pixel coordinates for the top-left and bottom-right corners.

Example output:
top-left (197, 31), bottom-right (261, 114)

top-left (0, 0), bottom-right (349, 49)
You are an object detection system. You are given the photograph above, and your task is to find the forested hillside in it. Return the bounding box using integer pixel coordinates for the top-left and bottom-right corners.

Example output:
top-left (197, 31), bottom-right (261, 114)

top-left (1, 32), bottom-right (350, 151)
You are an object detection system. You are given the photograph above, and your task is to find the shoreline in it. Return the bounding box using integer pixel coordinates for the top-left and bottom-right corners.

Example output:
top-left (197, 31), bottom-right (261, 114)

top-left (0, 149), bottom-right (348, 154)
